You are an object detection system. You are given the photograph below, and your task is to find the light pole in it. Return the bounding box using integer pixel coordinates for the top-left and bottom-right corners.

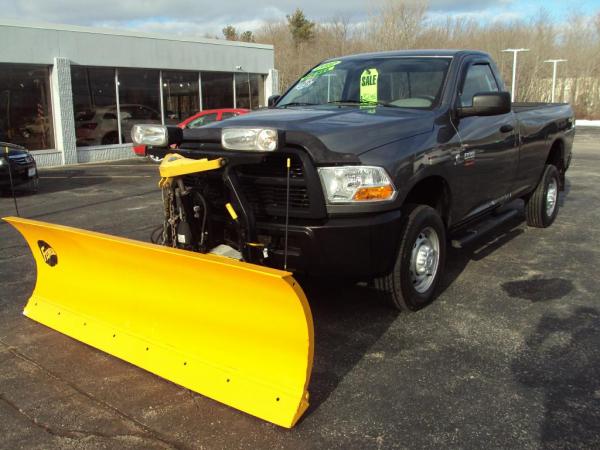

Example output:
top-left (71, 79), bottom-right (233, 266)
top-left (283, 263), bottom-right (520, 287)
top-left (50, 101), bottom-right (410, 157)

top-left (502, 48), bottom-right (529, 102)
top-left (544, 59), bottom-right (567, 103)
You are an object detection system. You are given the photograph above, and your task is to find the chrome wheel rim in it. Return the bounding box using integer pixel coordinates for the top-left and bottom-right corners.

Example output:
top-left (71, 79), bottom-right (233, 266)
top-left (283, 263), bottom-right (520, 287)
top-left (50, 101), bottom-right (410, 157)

top-left (546, 177), bottom-right (558, 217)
top-left (410, 226), bottom-right (440, 294)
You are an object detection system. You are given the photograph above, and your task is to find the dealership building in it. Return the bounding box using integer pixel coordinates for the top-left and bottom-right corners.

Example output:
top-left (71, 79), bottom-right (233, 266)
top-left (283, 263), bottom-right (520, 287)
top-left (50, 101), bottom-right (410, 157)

top-left (0, 20), bottom-right (278, 167)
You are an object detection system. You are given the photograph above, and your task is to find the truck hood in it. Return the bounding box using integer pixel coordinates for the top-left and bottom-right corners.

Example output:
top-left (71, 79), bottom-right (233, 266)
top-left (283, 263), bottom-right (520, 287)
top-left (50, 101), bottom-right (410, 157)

top-left (214, 107), bottom-right (435, 155)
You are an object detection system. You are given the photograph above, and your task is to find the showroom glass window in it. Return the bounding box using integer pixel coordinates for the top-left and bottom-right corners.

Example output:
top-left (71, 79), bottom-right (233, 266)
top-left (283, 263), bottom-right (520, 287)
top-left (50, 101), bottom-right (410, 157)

top-left (235, 73), bottom-right (264, 109)
top-left (118, 69), bottom-right (161, 143)
top-left (162, 71), bottom-right (199, 124)
top-left (252, 74), bottom-right (265, 109)
top-left (201, 72), bottom-right (234, 109)
top-left (0, 64), bottom-right (54, 150)
top-left (71, 66), bottom-right (117, 146)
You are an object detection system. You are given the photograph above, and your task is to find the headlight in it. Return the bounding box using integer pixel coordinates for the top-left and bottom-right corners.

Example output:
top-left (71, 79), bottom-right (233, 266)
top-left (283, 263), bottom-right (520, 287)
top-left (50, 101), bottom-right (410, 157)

top-left (222, 128), bottom-right (278, 151)
top-left (131, 124), bottom-right (168, 146)
top-left (0, 157), bottom-right (5, 167)
top-left (318, 166), bottom-right (396, 203)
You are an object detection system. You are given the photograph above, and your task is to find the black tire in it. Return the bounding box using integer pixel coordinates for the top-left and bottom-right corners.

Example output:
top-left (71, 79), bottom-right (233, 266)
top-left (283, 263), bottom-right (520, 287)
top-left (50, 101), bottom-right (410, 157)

top-left (147, 154), bottom-right (163, 164)
top-left (101, 132), bottom-right (119, 145)
top-left (374, 204), bottom-right (446, 311)
top-left (524, 164), bottom-right (560, 228)
top-left (28, 175), bottom-right (39, 194)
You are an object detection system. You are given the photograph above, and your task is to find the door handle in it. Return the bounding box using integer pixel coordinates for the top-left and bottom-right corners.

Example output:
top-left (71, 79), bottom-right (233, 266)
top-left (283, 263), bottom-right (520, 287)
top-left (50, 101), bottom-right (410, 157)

top-left (500, 124), bottom-right (514, 133)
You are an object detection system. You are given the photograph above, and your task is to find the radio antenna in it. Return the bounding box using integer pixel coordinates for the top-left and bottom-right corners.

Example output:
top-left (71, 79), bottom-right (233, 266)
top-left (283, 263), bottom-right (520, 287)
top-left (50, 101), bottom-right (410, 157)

top-left (283, 157), bottom-right (291, 270)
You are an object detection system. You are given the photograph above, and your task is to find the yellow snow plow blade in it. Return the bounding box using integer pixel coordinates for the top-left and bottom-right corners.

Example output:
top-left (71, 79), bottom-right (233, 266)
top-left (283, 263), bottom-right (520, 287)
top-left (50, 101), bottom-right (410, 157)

top-left (4, 216), bottom-right (314, 428)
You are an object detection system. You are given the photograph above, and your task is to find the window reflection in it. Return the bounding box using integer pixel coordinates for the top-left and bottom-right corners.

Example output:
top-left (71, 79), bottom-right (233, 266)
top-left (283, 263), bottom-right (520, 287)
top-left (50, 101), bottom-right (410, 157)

top-left (186, 112), bottom-right (218, 128)
top-left (118, 69), bottom-right (161, 143)
top-left (162, 71), bottom-right (199, 124)
top-left (220, 111), bottom-right (238, 120)
top-left (201, 72), bottom-right (234, 110)
top-left (254, 74), bottom-right (265, 109)
top-left (71, 67), bottom-right (118, 146)
top-left (0, 64), bottom-right (54, 150)
top-left (235, 73), bottom-right (264, 109)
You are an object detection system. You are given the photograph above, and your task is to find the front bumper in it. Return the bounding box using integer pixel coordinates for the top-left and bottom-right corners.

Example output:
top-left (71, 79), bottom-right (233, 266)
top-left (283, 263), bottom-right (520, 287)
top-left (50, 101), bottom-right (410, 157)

top-left (258, 209), bottom-right (403, 279)
top-left (0, 163), bottom-right (37, 188)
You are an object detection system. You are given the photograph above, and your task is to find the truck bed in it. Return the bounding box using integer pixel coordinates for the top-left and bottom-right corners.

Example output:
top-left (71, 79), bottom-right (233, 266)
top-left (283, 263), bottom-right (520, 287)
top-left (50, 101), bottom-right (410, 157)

top-left (512, 102), bottom-right (570, 113)
top-left (513, 103), bottom-right (574, 141)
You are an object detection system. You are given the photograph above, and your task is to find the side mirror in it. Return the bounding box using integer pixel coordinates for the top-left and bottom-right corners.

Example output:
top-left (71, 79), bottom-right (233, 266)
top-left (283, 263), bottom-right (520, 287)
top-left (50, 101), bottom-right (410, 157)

top-left (268, 95), bottom-right (281, 108)
top-left (458, 91), bottom-right (511, 117)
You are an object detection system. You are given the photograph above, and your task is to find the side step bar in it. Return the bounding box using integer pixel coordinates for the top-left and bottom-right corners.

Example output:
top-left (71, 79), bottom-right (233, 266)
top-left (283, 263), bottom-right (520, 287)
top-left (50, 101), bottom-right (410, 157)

top-left (451, 209), bottom-right (520, 249)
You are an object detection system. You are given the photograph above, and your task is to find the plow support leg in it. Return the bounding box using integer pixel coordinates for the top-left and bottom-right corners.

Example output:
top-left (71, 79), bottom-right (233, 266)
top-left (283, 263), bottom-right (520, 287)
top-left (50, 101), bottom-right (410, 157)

top-left (4, 216), bottom-right (314, 428)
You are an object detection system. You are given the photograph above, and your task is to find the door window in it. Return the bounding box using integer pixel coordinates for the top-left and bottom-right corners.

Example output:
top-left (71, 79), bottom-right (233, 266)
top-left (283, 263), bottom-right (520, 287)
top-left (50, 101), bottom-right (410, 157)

top-left (186, 113), bottom-right (218, 128)
top-left (460, 64), bottom-right (499, 107)
top-left (220, 112), bottom-right (239, 120)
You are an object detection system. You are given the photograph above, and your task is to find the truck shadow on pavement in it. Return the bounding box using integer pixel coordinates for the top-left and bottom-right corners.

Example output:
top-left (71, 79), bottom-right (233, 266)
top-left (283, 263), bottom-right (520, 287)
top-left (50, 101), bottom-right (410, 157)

top-left (439, 212), bottom-right (526, 293)
top-left (512, 307), bottom-right (600, 449)
top-left (303, 209), bottom-right (530, 416)
top-left (439, 187), bottom-right (569, 295)
top-left (559, 177), bottom-right (571, 207)
top-left (302, 281), bottom-right (398, 412)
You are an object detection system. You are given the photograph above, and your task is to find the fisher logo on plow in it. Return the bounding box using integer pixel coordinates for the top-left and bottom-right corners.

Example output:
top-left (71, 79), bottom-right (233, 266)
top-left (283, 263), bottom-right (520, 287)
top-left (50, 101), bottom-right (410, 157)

top-left (37, 240), bottom-right (58, 266)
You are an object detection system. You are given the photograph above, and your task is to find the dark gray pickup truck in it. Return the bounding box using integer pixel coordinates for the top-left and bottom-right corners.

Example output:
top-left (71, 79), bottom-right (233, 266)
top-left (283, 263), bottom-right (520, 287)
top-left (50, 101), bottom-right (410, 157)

top-left (143, 49), bottom-right (575, 311)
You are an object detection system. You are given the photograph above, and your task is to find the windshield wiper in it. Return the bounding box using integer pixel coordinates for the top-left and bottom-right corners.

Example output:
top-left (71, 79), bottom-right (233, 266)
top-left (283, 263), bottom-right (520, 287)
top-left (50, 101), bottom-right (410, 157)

top-left (279, 102), bottom-right (318, 108)
top-left (328, 99), bottom-right (397, 107)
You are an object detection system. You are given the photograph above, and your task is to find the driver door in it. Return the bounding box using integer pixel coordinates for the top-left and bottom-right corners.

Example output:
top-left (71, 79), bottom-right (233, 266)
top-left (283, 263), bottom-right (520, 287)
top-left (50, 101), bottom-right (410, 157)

top-left (453, 60), bottom-right (519, 221)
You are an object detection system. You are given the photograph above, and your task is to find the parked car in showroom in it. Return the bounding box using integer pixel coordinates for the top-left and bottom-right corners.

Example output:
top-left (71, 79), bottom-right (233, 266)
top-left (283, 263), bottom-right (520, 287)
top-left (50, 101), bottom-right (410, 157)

top-left (133, 108), bottom-right (250, 162)
top-left (75, 104), bottom-right (161, 146)
top-left (0, 141), bottom-right (39, 194)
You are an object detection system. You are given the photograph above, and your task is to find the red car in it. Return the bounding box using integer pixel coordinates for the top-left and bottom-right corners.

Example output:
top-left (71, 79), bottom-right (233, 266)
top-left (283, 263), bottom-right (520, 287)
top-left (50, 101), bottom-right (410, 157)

top-left (133, 108), bottom-right (250, 162)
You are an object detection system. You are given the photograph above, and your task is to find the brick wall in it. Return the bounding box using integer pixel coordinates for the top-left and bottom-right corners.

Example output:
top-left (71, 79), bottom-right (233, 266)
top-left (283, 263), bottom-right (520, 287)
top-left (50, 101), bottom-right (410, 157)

top-left (76, 144), bottom-right (135, 164)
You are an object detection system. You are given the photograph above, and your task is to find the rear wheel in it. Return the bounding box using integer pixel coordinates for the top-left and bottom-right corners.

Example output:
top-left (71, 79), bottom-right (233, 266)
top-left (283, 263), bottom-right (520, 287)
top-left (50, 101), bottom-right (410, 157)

top-left (524, 164), bottom-right (560, 228)
top-left (375, 204), bottom-right (446, 311)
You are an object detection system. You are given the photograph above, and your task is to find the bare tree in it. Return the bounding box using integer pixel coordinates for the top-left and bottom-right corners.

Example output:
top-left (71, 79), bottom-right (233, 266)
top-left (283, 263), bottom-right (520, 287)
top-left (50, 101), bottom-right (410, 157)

top-left (253, 4), bottom-right (600, 117)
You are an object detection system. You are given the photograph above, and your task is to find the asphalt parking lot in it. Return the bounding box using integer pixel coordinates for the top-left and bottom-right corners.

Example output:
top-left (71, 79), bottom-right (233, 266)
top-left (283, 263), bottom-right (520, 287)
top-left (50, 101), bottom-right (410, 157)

top-left (1, 129), bottom-right (599, 449)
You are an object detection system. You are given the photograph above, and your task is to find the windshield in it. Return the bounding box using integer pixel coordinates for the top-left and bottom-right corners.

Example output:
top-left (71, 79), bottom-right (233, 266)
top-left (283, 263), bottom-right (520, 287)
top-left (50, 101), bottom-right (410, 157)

top-left (278, 57), bottom-right (451, 109)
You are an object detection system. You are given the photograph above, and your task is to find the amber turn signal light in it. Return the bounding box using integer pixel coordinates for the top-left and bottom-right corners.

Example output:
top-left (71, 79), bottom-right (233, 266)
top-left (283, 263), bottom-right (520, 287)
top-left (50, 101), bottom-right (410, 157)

top-left (352, 185), bottom-right (394, 201)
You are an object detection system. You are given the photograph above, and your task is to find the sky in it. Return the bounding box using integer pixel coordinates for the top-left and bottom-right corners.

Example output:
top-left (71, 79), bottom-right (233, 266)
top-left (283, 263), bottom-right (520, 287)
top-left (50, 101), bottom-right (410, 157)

top-left (1, 0), bottom-right (599, 38)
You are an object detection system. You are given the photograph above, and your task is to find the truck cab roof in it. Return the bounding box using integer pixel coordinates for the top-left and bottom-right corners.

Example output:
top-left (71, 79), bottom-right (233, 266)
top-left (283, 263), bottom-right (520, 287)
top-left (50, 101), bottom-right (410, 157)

top-left (325, 49), bottom-right (491, 61)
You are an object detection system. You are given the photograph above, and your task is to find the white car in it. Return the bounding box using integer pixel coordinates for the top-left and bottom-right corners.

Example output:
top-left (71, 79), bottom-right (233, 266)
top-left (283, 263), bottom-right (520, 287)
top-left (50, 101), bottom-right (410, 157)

top-left (75, 104), bottom-right (161, 146)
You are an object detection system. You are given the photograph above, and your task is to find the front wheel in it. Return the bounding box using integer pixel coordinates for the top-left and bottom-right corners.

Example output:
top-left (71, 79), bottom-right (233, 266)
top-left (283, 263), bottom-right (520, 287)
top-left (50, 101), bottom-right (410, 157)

top-left (374, 204), bottom-right (446, 311)
top-left (524, 164), bottom-right (560, 228)
top-left (147, 154), bottom-right (163, 163)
